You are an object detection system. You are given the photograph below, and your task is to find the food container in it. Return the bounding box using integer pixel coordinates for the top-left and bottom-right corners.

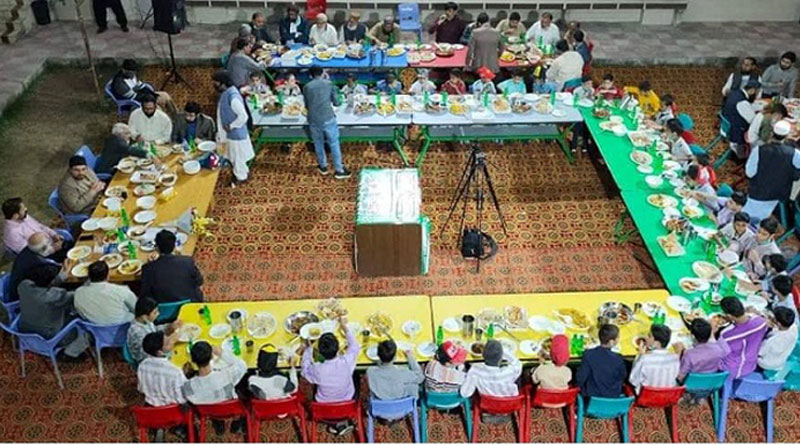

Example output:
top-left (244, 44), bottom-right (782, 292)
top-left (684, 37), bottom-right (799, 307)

top-left (461, 314), bottom-right (475, 339)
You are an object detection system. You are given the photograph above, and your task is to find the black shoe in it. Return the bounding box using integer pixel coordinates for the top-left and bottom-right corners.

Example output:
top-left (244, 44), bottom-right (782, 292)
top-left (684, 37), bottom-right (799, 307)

top-left (97, 27), bottom-right (107, 34)
top-left (280, 143), bottom-right (291, 154)
top-left (212, 420), bottom-right (225, 436)
top-left (121, 26), bottom-right (129, 32)
top-left (170, 426), bottom-right (188, 442)
top-left (336, 424), bottom-right (354, 437)
top-left (334, 168), bottom-right (352, 179)
top-left (230, 419), bottom-right (245, 434)
top-left (318, 165), bottom-right (330, 176)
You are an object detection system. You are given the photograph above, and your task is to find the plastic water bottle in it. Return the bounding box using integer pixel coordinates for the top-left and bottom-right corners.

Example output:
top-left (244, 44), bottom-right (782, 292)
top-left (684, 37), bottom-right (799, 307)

top-left (442, 91), bottom-right (449, 106)
top-left (120, 208), bottom-right (130, 228)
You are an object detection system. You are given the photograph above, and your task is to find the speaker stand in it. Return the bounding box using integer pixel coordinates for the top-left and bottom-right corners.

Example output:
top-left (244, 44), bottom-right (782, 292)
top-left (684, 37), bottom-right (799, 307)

top-left (160, 33), bottom-right (190, 90)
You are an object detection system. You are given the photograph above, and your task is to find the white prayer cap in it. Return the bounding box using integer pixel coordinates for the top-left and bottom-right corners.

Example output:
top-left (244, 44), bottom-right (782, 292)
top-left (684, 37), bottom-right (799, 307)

top-left (773, 119), bottom-right (792, 137)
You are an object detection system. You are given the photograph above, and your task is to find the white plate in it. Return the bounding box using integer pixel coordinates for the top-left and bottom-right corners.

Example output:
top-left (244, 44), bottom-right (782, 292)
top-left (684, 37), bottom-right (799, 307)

top-left (102, 197), bottom-right (122, 211)
top-left (666, 295), bottom-right (692, 313)
top-left (98, 217), bottom-right (118, 230)
top-left (637, 165), bottom-right (654, 174)
top-left (366, 345), bottom-right (380, 361)
top-left (745, 294), bottom-right (768, 311)
top-left (134, 184), bottom-right (156, 196)
top-left (528, 315), bottom-right (552, 332)
top-left (551, 109), bottom-right (566, 117)
top-left (641, 301), bottom-right (663, 318)
top-left (645, 175), bottom-right (663, 188)
top-left (99, 253), bottom-right (123, 268)
top-left (183, 160), bottom-right (201, 175)
top-left (692, 261), bottom-right (723, 283)
top-left (717, 250), bottom-right (739, 267)
top-left (679, 277), bottom-right (710, 293)
top-left (299, 320), bottom-right (335, 340)
top-left (209, 324), bottom-right (231, 339)
top-left (177, 323), bottom-right (202, 342)
top-left (117, 240), bottom-right (140, 254)
top-left (67, 245), bottom-right (92, 261)
top-left (197, 141), bottom-right (216, 152)
top-left (442, 317), bottom-right (461, 332)
top-left (104, 186), bottom-right (128, 197)
top-left (547, 320), bottom-right (566, 335)
top-left (402, 320), bottom-right (421, 337)
top-left (669, 177), bottom-right (685, 188)
top-left (117, 259), bottom-right (142, 275)
top-left (416, 342), bottom-right (437, 358)
top-left (71, 262), bottom-right (90, 278)
top-left (134, 210), bottom-right (157, 224)
top-left (665, 316), bottom-right (685, 332)
top-left (81, 218), bottom-right (100, 231)
top-left (136, 196), bottom-right (156, 209)
top-left (248, 312), bottom-right (277, 339)
top-left (519, 340), bottom-right (540, 356)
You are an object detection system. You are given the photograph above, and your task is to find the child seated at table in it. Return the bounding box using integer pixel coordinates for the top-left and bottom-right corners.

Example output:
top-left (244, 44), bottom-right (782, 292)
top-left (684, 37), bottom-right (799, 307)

top-left (248, 343), bottom-right (299, 400)
top-left (367, 340), bottom-right (425, 400)
top-left (650, 94), bottom-right (675, 128)
top-left (576, 324), bottom-right (627, 398)
top-left (409, 69), bottom-right (437, 96)
top-left (624, 80), bottom-right (661, 118)
top-left (759, 253), bottom-right (788, 294)
top-left (695, 153), bottom-right (717, 187)
top-left (744, 217), bottom-right (782, 278)
top-left (470, 66), bottom-right (497, 95)
top-left (595, 73), bottom-right (623, 101)
top-left (424, 340), bottom-right (467, 393)
top-left (711, 191), bottom-right (747, 228)
top-left (441, 69), bottom-right (467, 95)
top-left (460, 339), bottom-right (522, 398)
top-left (758, 307), bottom-right (798, 377)
top-left (719, 211), bottom-right (757, 257)
top-left (675, 318), bottom-right (730, 383)
top-left (531, 334), bottom-right (571, 390)
top-left (571, 75), bottom-right (594, 102)
top-left (767, 275), bottom-right (798, 321)
top-left (629, 324), bottom-right (680, 394)
top-left (686, 164), bottom-right (718, 209)
top-left (340, 72), bottom-right (368, 99)
top-left (497, 70), bottom-right (527, 95)
top-left (665, 118), bottom-right (693, 165)
top-left (375, 72), bottom-right (403, 95)
top-left (275, 74), bottom-right (302, 97)
top-left (240, 72), bottom-right (272, 96)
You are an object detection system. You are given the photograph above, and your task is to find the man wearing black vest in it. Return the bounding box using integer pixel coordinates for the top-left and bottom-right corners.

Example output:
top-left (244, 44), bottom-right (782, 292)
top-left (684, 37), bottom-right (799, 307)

top-left (722, 79), bottom-right (761, 159)
top-left (722, 57), bottom-right (761, 98)
top-left (743, 120), bottom-right (800, 222)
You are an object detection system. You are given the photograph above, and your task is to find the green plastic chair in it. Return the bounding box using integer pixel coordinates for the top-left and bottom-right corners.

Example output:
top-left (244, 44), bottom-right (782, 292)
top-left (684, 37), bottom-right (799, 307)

top-left (683, 371), bottom-right (729, 434)
top-left (710, 112), bottom-right (733, 169)
top-left (419, 391), bottom-right (472, 442)
top-left (156, 300), bottom-right (191, 324)
top-left (575, 396), bottom-right (634, 443)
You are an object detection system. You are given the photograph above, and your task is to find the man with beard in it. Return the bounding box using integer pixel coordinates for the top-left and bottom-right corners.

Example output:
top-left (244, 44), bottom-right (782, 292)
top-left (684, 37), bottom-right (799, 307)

top-left (250, 12), bottom-right (274, 44)
top-left (761, 52), bottom-right (797, 98)
top-left (8, 232), bottom-right (70, 302)
top-left (58, 155), bottom-right (105, 216)
top-left (213, 70), bottom-right (255, 188)
top-left (3, 198), bottom-right (71, 259)
top-left (743, 120), bottom-right (800, 222)
top-left (722, 57), bottom-right (761, 98)
top-left (722, 79), bottom-right (761, 159)
top-left (128, 94), bottom-right (173, 144)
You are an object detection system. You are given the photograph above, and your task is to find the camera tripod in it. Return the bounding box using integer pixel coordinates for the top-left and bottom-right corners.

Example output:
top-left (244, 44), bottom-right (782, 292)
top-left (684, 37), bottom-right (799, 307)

top-left (439, 143), bottom-right (508, 272)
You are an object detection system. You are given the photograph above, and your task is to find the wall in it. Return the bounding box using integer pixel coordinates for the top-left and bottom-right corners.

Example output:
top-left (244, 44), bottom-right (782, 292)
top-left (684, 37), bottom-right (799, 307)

top-left (681, 0), bottom-right (800, 22)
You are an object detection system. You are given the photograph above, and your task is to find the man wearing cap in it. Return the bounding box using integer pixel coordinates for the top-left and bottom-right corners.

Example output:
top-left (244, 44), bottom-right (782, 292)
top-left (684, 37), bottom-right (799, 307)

top-left (460, 339), bottom-right (522, 397)
top-left (722, 79), bottom-right (762, 159)
top-left (531, 335), bottom-right (571, 390)
top-left (743, 119), bottom-right (800, 221)
top-left (213, 70), bottom-right (255, 188)
top-left (368, 16), bottom-right (401, 45)
top-left (58, 155), bottom-right (105, 215)
top-left (424, 341), bottom-right (467, 393)
top-left (309, 13), bottom-right (338, 47)
top-left (339, 11), bottom-right (367, 44)
top-left (470, 67), bottom-right (497, 95)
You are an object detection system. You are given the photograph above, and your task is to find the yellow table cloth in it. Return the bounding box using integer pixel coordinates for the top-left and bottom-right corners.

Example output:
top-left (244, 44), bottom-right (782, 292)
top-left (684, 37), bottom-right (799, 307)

top-left (170, 295), bottom-right (434, 369)
top-left (431, 289), bottom-right (674, 360)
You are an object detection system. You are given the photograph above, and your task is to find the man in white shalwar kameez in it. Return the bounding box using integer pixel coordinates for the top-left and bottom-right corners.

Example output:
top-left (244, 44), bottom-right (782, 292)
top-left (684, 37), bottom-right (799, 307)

top-left (213, 70), bottom-right (255, 188)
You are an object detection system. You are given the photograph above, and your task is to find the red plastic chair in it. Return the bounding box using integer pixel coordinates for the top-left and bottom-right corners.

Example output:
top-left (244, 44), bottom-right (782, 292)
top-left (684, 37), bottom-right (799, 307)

top-left (132, 404), bottom-right (195, 443)
top-left (305, 0), bottom-right (326, 20)
top-left (250, 394), bottom-right (308, 442)
top-left (791, 285), bottom-right (800, 309)
top-left (193, 399), bottom-right (251, 442)
top-left (309, 400), bottom-right (366, 442)
top-left (624, 385), bottom-right (685, 442)
top-left (527, 385), bottom-right (580, 442)
top-left (471, 392), bottom-right (528, 443)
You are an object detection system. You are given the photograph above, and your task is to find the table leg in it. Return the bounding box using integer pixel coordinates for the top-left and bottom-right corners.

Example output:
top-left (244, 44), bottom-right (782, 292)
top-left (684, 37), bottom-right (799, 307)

top-left (557, 124), bottom-right (576, 164)
top-left (415, 126), bottom-right (432, 167)
top-left (613, 211), bottom-right (637, 245)
top-left (393, 127), bottom-right (411, 167)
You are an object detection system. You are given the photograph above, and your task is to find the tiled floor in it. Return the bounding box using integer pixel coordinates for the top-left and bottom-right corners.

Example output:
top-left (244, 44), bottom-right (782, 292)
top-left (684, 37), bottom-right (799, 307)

top-left (1, 20), bottom-right (800, 115)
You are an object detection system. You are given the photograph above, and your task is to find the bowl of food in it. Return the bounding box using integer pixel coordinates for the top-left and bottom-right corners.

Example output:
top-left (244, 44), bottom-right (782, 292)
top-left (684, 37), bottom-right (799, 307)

top-left (117, 259), bottom-right (143, 275)
top-left (158, 173), bottom-right (178, 187)
top-left (284, 311), bottom-right (320, 335)
top-left (593, 108), bottom-right (610, 119)
top-left (469, 341), bottom-right (486, 357)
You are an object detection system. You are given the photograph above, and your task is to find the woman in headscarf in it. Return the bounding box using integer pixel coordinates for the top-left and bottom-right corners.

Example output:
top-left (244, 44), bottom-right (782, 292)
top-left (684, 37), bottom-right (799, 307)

top-left (248, 344), bottom-right (299, 400)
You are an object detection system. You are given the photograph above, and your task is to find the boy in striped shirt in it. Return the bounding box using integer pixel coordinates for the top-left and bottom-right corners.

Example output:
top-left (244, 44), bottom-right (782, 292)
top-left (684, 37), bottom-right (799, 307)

top-left (629, 324), bottom-right (680, 394)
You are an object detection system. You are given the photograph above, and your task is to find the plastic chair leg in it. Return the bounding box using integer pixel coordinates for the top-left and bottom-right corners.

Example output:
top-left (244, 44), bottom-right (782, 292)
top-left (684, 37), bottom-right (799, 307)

top-left (621, 414), bottom-right (630, 443)
top-left (420, 404), bottom-right (428, 443)
top-left (298, 411), bottom-right (309, 443)
top-left (250, 419), bottom-right (259, 442)
top-left (367, 413), bottom-right (374, 443)
top-left (198, 415), bottom-right (207, 442)
top-left (568, 403), bottom-right (576, 443)
top-left (669, 405), bottom-right (678, 443)
top-left (471, 406), bottom-right (480, 442)
top-left (766, 399), bottom-right (774, 443)
top-left (717, 382), bottom-right (731, 443)
top-left (97, 346), bottom-right (104, 379)
top-left (50, 353), bottom-right (64, 389)
top-left (412, 406), bottom-right (420, 443)
top-left (463, 399), bottom-right (473, 441)
top-left (576, 399), bottom-right (584, 443)
top-left (627, 407), bottom-right (634, 442)
top-left (309, 419), bottom-right (317, 442)
top-left (19, 346), bottom-right (26, 377)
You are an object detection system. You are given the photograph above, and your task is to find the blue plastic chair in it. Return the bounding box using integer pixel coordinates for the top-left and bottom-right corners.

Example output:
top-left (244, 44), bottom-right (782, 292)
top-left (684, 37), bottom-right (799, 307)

top-left (677, 112), bottom-right (694, 131)
top-left (48, 188), bottom-right (90, 228)
top-left (420, 391), bottom-right (472, 442)
top-left (155, 299), bottom-right (191, 324)
top-left (576, 396), bottom-right (635, 443)
top-left (104, 80), bottom-right (140, 116)
top-left (74, 145), bottom-right (111, 181)
top-left (718, 373), bottom-right (784, 442)
top-left (367, 396), bottom-right (420, 443)
top-left (683, 371), bottom-right (729, 434)
top-left (0, 318), bottom-right (82, 388)
top-left (0, 272), bottom-right (18, 320)
top-left (710, 112), bottom-right (733, 169)
top-left (397, 3), bottom-right (422, 39)
top-left (78, 320), bottom-right (130, 379)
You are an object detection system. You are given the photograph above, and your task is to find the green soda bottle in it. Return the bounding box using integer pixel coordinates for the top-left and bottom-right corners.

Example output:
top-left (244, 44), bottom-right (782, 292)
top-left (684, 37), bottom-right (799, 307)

top-left (127, 241), bottom-right (137, 260)
top-left (390, 92), bottom-right (397, 106)
top-left (423, 90), bottom-right (430, 106)
top-left (442, 91), bottom-right (449, 106)
top-left (232, 335), bottom-right (241, 356)
top-left (482, 91), bottom-right (489, 108)
top-left (202, 305), bottom-right (212, 325)
top-left (149, 143), bottom-right (157, 157)
top-left (375, 93), bottom-right (381, 107)
top-left (502, 87), bottom-right (509, 100)
top-left (550, 91), bottom-right (556, 105)
top-left (577, 334), bottom-right (585, 356)
top-left (569, 335), bottom-right (577, 355)
top-left (487, 323), bottom-right (494, 339)
top-left (537, 36), bottom-right (543, 48)
top-left (120, 208), bottom-right (130, 228)
top-left (436, 326), bottom-right (444, 346)
top-left (277, 90), bottom-right (284, 106)
top-left (116, 227), bottom-right (127, 242)
top-left (388, 32), bottom-right (396, 47)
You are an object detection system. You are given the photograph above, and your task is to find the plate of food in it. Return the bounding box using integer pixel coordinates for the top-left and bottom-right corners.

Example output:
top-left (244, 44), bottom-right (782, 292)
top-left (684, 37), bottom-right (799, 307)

top-left (534, 100), bottom-right (553, 114)
top-left (681, 205), bottom-right (704, 219)
top-left (367, 312), bottom-right (394, 337)
top-left (209, 323), bottom-right (231, 339)
top-left (354, 101), bottom-right (376, 116)
top-left (645, 175), bottom-right (664, 189)
top-left (100, 252), bottom-right (123, 269)
top-left (284, 311), bottom-right (320, 335)
top-left (511, 101), bottom-right (532, 114)
top-left (297, 56), bottom-right (313, 66)
top-left (476, 308), bottom-right (504, 330)
top-left (133, 184), bottom-right (156, 196)
top-left (692, 261), bottom-right (723, 283)
top-left (71, 262), bottom-right (90, 278)
top-left (158, 173), bottom-right (178, 187)
top-left (418, 51), bottom-right (436, 62)
top-left (425, 102), bottom-right (446, 114)
top-left (104, 185), bottom-right (128, 198)
top-left (598, 301), bottom-right (635, 325)
top-left (376, 102), bottom-right (396, 116)
top-left (554, 308), bottom-right (591, 331)
top-left (137, 158), bottom-right (154, 168)
top-left (628, 131), bottom-right (652, 148)
top-left (134, 210), bottom-right (157, 224)
top-left (102, 197), bottom-right (122, 211)
top-left (666, 295), bottom-right (692, 313)
top-left (247, 312), bottom-right (277, 338)
top-left (315, 51), bottom-right (333, 61)
top-left (416, 342), bottom-right (437, 358)
top-left (300, 321), bottom-right (334, 341)
top-left (449, 103), bottom-right (469, 115)
top-left (402, 320), bottom-right (422, 337)
top-left (492, 98), bottom-right (511, 114)
top-left (177, 323), bottom-right (202, 342)
top-left (593, 108), bottom-right (611, 119)
top-left (637, 164), bottom-right (654, 174)
top-left (67, 245), bottom-right (92, 261)
top-left (630, 150), bottom-right (653, 166)
top-left (679, 277), bottom-right (710, 293)
top-left (396, 99), bottom-right (414, 114)
top-left (745, 294), bottom-right (768, 311)
top-left (117, 158), bottom-right (137, 174)
top-left (528, 315), bottom-right (552, 332)
top-left (387, 46), bottom-right (406, 57)
top-left (117, 240), bottom-right (140, 255)
top-left (499, 51), bottom-right (516, 63)
top-left (469, 341), bottom-right (486, 357)
top-left (647, 194), bottom-right (678, 208)
top-left (519, 340), bottom-right (540, 356)
top-left (504, 306), bottom-right (527, 330)
top-left (717, 250), bottom-right (739, 268)
top-left (316, 298), bottom-right (348, 320)
top-left (442, 317), bottom-right (461, 332)
top-left (657, 233), bottom-right (686, 257)
top-left (117, 259), bottom-right (143, 275)
top-left (599, 121), bottom-right (625, 132)
top-left (641, 301), bottom-right (664, 318)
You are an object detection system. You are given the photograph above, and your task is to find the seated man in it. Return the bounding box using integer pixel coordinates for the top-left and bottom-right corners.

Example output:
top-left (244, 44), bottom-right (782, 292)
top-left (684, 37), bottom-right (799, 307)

top-left (722, 57), bottom-right (760, 98)
top-left (339, 11), bottom-right (367, 44)
top-left (767, 274), bottom-right (798, 321)
top-left (249, 12), bottom-right (274, 45)
top-left (74, 261), bottom-right (137, 325)
top-left (624, 80), bottom-right (661, 118)
top-left (525, 12), bottom-right (559, 47)
top-left (110, 59), bottom-right (174, 113)
top-left (577, 324), bottom-right (627, 398)
top-left (172, 102), bottom-right (216, 144)
top-left (718, 297), bottom-right (768, 380)
top-left (540, 40), bottom-right (583, 93)
top-left (138, 331), bottom-right (188, 406)
top-left (368, 16), bottom-right (401, 45)
top-left (531, 334), bottom-right (571, 389)
top-left (719, 211), bottom-right (756, 257)
top-left (460, 339), bottom-right (522, 398)
top-left (95, 123), bottom-right (148, 175)
top-left (127, 297), bottom-right (182, 364)
top-left (141, 230), bottom-right (204, 303)
top-left (3, 197), bottom-right (70, 259)
top-left (184, 341), bottom-right (248, 405)
top-left (278, 5), bottom-right (309, 45)
top-left (744, 217), bottom-right (781, 278)
top-left (424, 341), bottom-right (467, 393)
top-left (495, 12), bottom-right (526, 41)
top-left (761, 51), bottom-right (797, 98)
top-left (301, 317), bottom-right (359, 402)
top-left (758, 307), bottom-right (798, 375)
top-left (409, 69), bottom-right (437, 96)
top-left (8, 232), bottom-right (67, 302)
top-left (629, 324), bottom-right (680, 393)
top-left (309, 13), bottom-right (338, 47)
top-left (375, 72), bottom-right (403, 95)
top-left (367, 340), bottom-right (425, 400)
top-left (58, 155), bottom-right (105, 216)
top-left (18, 266), bottom-right (89, 360)
top-left (128, 94), bottom-right (173, 145)
top-left (675, 318), bottom-right (730, 382)
top-left (248, 345), bottom-right (299, 400)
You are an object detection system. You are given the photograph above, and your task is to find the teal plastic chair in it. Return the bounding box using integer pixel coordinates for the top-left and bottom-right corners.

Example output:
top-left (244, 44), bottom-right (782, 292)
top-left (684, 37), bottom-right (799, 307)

top-left (419, 391), bottom-right (472, 443)
top-left (575, 396), bottom-right (635, 443)
top-left (710, 112), bottom-right (733, 169)
top-left (683, 371), bottom-right (729, 434)
top-left (716, 183), bottom-right (733, 198)
top-left (122, 341), bottom-right (137, 370)
top-left (690, 144), bottom-right (707, 156)
top-left (156, 300), bottom-right (191, 324)
top-left (677, 113), bottom-right (694, 131)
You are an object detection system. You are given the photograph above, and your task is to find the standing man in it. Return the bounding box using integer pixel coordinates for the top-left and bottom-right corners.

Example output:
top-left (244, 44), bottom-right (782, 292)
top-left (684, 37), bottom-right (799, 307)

top-left (93, 0), bottom-right (128, 34)
top-left (213, 70), bottom-right (255, 187)
top-left (303, 67), bottom-right (351, 179)
top-left (525, 12), bottom-right (559, 47)
top-left (722, 79), bottom-right (761, 159)
top-left (743, 120), bottom-right (800, 222)
top-left (466, 13), bottom-right (501, 73)
top-left (429, 2), bottom-right (465, 44)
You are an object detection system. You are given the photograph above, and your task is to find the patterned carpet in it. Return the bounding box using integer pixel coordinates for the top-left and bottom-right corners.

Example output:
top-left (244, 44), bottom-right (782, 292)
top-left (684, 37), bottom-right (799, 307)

top-left (2, 64), bottom-right (798, 442)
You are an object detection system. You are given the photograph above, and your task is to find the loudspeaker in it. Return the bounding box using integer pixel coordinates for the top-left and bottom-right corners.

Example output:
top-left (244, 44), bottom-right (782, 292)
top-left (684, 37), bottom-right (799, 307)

top-left (152, 0), bottom-right (186, 35)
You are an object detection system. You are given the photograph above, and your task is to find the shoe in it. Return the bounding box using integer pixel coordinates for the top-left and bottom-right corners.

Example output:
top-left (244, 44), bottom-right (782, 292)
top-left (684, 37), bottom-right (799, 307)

top-left (280, 143), bottom-right (291, 154)
top-left (334, 168), bottom-right (352, 179)
top-left (230, 419), bottom-right (245, 434)
top-left (336, 424), bottom-right (355, 437)
top-left (121, 26), bottom-right (129, 32)
top-left (97, 27), bottom-right (107, 34)
top-left (59, 352), bottom-right (87, 363)
top-left (318, 165), bottom-right (330, 175)
top-left (211, 420), bottom-right (225, 436)
top-left (170, 426), bottom-right (188, 442)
